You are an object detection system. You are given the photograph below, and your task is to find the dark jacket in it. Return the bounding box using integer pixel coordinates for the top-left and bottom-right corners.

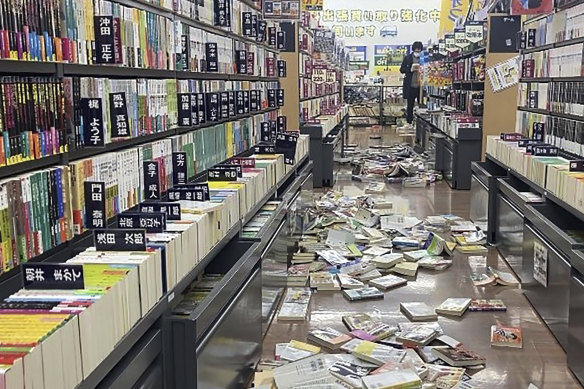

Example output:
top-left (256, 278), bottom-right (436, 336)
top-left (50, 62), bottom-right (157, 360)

top-left (400, 53), bottom-right (416, 98)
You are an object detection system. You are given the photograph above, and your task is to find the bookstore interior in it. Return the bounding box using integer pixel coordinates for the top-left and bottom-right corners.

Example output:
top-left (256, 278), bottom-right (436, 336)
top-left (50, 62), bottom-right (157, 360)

top-left (2, 0), bottom-right (584, 388)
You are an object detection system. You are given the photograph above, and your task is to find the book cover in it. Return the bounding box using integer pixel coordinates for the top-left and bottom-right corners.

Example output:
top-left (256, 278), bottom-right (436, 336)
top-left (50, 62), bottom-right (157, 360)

top-left (468, 299), bottom-right (507, 311)
top-left (491, 325), bottom-right (523, 348)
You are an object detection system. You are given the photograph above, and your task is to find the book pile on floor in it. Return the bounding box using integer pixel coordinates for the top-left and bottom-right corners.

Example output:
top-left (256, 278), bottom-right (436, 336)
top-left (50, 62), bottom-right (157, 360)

top-left (350, 143), bottom-right (442, 185)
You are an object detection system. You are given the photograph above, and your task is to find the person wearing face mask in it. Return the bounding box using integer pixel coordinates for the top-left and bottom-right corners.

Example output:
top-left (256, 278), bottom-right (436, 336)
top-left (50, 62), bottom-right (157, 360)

top-left (400, 41), bottom-right (424, 128)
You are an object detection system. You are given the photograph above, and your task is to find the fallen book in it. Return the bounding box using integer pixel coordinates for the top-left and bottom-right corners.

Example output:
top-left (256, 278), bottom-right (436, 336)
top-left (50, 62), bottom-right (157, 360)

top-left (392, 262), bottom-right (419, 277)
top-left (418, 256), bottom-right (453, 270)
top-left (435, 298), bottom-right (472, 317)
top-left (343, 287), bottom-right (384, 302)
top-left (425, 364), bottom-right (467, 389)
top-left (338, 273), bottom-right (366, 289)
top-left (432, 346), bottom-right (487, 367)
top-left (350, 322), bottom-right (398, 342)
top-left (488, 266), bottom-right (520, 287)
top-left (455, 245), bottom-right (488, 255)
top-left (369, 274), bottom-right (408, 290)
top-left (490, 325), bottom-right (522, 348)
top-left (362, 369), bottom-right (422, 389)
top-left (309, 272), bottom-right (341, 291)
top-left (397, 322), bottom-right (443, 346)
top-left (307, 327), bottom-right (353, 350)
top-left (353, 340), bottom-right (407, 366)
top-left (356, 269), bottom-right (383, 282)
top-left (403, 249), bottom-right (430, 262)
top-left (279, 340), bottom-right (321, 362)
top-left (468, 299), bottom-right (507, 312)
top-left (400, 302), bottom-right (438, 321)
top-left (371, 253), bottom-right (404, 269)
top-left (329, 361), bottom-right (372, 388)
top-left (342, 313), bottom-right (374, 331)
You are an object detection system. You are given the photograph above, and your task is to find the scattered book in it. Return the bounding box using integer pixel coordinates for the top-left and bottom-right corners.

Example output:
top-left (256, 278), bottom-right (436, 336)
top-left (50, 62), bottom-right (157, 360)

top-left (392, 237), bottom-right (421, 250)
top-left (343, 287), bottom-right (384, 302)
top-left (488, 266), bottom-right (520, 287)
top-left (369, 274), bottom-right (408, 290)
top-left (279, 340), bottom-right (320, 362)
top-left (362, 369), bottom-right (422, 389)
top-left (356, 269), bottom-right (383, 282)
top-left (392, 262), bottom-right (419, 277)
top-left (371, 253), bottom-right (404, 269)
top-left (396, 323), bottom-right (442, 346)
top-left (432, 346), bottom-right (487, 367)
top-left (329, 361), bottom-right (371, 387)
top-left (444, 241), bottom-right (458, 256)
top-left (450, 221), bottom-right (478, 233)
top-left (403, 249), bottom-right (429, 262)
top-left (343, 313), bottom-right (374, 331)
top-left (468, 299), bottom-right (507, 312)
top-left (454, 230), bottom-right (486, 246)
top-left (425, 364), bottom-right (467, 388)
top-left (435, 298), bottom-right (472, 317)
top-left (309, 272), bottom-right (340, 291)
top-left (363, 246), bottom-right (392, 256)
top-left (437, 334), bottom-right (463, 348)
top-left (490, 325), bottom-right (522, 348)
top-left (350, 322), bottom-right (398, 342)
top-left (456, 245), bottom-right (488, 255)
top-left (307, 327), bottom-right (352, 350)
top-left (418, 256), bottom-right (453, 270)
top-left (400, 302), bottom-right (438, 321)
top-left (353, 341), bottom-right (407, 366)
top-left (417, 346), bottom-right (449, 363)
top-left (338, 273), bottom-right (366, 289)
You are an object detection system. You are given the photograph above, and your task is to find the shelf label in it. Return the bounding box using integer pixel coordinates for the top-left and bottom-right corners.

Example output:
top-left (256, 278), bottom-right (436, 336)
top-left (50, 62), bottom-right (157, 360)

top-left (208, 166), bottom-right (239, 181)
top-left (268, 27), bottom-right (277, 46)
top-left (438, 39), bottom-right (447, 56)
top-left (261, 121), bottom-right (271, 142)
top-left (168, 188), bottom-right (207, 201)
top-left (455, 28), bottom-right (469, 49)
top-left (445, 34), bottom-right (456, 53)
top-left (197, 93), bottom-right (206, 124)
top-left (276, 133), bottom-right (298, 165)
top-left (533, 145), bottom-right (559, 156)
top-left (178, 93), bottom-right (192, 127)
top-left (532, 122), bottom-right (545, 142)
top-left (268, 89), bottom-right (277, 108)
top-left (250, 90), bottom-right (259, 111)
top-left (236, 91), bottom-right (245, 114)
top-left (258, 21), bottom-right (267, 42)
top-left (277, 116), bottom-right (287, 133)
top-left (84, 181), bottom-right (106, 229)
top-left (236, 50), bottom-right (247, 74)
top-left (277, 60), bottom-right (287, 77)
top-left (277, 31), bottom-right (286, 50)
top-left (255, 144), bottom-right (276, 154)
top-left (242, 12), bottom-right (253, 36)
top-left (140, 202), bottom-right (181, 220)
top-left (216, 164), bottom-right (243, 177)
top-left (277, 89), bottom-right (285, 107)
top-left (228, 92), bottom-right (236, 117)
top-left (220, 92), bottom-right (229, 119)
top-left (205, 92), bottom-right (219, 122)
top-left (109, 92), bottom-right (130, 138)
top-left (81, 98), bottom-right (105, 147)
top-left (173, 183), bottom-right (210, 200)
top-left (118, 212), bottom-right (166, 233)
top-left (213, 0), bottom-right (231, 27)
top-left (94, 16), bottom-right (115, 64)
top-left (500, 133), bottom-right (524, 141)
top-left (465, 21), bottom-right (485, 43)
top-left (569, 161), bottom-right (584, 172)
top-left (144, 161), bottom-right (161, 200)
top-left (312, 66), bottom-right (326, 85)
top-left (172, 152), bottom-right (188, 185)
top-left (247, 51), bottom-right (255, 75)
top-left (326, 70), bottom-right (337, 84)
top-left (231, 157), bottom-right (256, 168)
top-left (179, 35), bottom-right (189, 69)
top-left (22, 263), bottom-right (84, 290)
top-left (205, 43), bottom-right (219, 72)
top-left (533, 241), bottom-right (548, 287)
top-left (191, 93), bottom-right (200, 125)
top-left (94, 229), bottom-right (147, 251)
top-left (251, 15), bottom-right (258, 37)
top-left (243, 91), bottom-right (250, 113)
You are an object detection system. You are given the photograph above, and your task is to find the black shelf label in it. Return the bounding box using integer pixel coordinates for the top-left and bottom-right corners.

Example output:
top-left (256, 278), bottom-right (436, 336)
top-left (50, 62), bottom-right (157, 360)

top-left (242, 12), bottom-right (253, 36)
top-left (205, 92), bottom-right (220, 122)
top-left (218, 163), bottom-right (243, 177)
top-left (277, 31), bottom-right (286, 50)
top-left (276, 133), bottom-right (298, 165)
top-left (228, 92), bottom-right (236, 117)
top-left (179, 34), bottom-right (190, 69)
top-left (258, 21), bottom-right (267, 42)
top-left (84, 181), bottom-right (106, 229)
top-left (109, 92), bottom-right (129, 138)
top-left (205, 43), bottom-right (219, 72)
top-left (277, 60), bottom-right (287, 77)
top-left (518, 139), bottom-right (540, 147)
top-left (268, 89), bottom-right (277, 108)
top-left (250, 90), bottom-right (259, 111)
top-left (172, 152), bottom-right (188, 185)
top-left (247, 51), bottom-right (255, 75)
top-left (243, 91), bottom-right (250, 113)
top-left (81, 98), bottom-right (105, 147)
top-left (118, 212), bottom-right (166, 233)
top-left (220, 92), bottom-right (229, 119)
top-left (236, 91), bottom-right (245, 115)
top-left (140, 202), bottom-right (181, 220)
top-left (172, 183), bottom-right (210, 200)
top-left (533, 145), bottom-right (559, 156)
top-left (276, 88), bottom-right (285, 107)
top-left (268, 27), bottom-right (277, 46)
top-left (214, 0), bottom-right (231, 27)
top-left (251, 15), bottom-right (258, 37)
top-left (500, 133), bottom-right (524, 141)
top-left (208, 166), bottom-right (239, 181)
top-left (277, 116), bottom-right (287, 133)
top-left (570, 160), bottom-right (584, 172)
top-left (168, 188), bottom-right (207, 201)
top-left (270, 120), bottom-right (277, 140)
top-left (532, 122), bottom-right (545, 142)
top-left (231, 157), bottom-right (256, 168)
top-left (94, 229), bottom-right (147, 251)
top-left (178, 93), bottom-right (192, 127)
top-left (261, 121), bottom-right (271, 142)
top-left (190, 93), bottom-right (199, 125)
top-left (197, 93), bottom-right (206, 124)
top-left (23, 263), bottom-right (84, 290)
top-left (95, 16), bottom-right (115, 64)
top-left (236, 50), bottom-right (248, 74)
top-left (144, 160), bottom-right (161, 200)
top-left (254, 144), bottom-right (276, 154)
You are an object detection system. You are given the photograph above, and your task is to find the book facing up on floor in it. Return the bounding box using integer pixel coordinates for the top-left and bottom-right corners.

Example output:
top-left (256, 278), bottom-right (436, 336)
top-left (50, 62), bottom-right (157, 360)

top-left (362, 369), bottom-right (422, 389)
top-left (396, 323), bottom-right (442, 346)
top-left (490, 325), bottom-right (523, 348)
top-left (350, 322), bottom-right (398, 342)
top-left (468, 299), bottom-right (507, 311)
top-left (432, 346), bottom-right (487, 367)
top-left (352, 340), bottom-right (407, 366)
top-left (400, 302), bottom-right (438, 321)
top-left (369, 274), bottom-right (408, 290)
top-left (343, 287), bottom-right (384, 302)
top-left (392, 262), bottom-right (419, 277)
top-left (328, 361), bottom-right (371, 388)
top-left (371, 253), bottom-right (404, 269)
top-left (435, 298), bottom-right (472, 317)
top-left (403, 249), bottom-right (430, 262)
top-left (342, 313), bottom-right (374, 331)
top-left (307, 327), bottom-right (352, 350)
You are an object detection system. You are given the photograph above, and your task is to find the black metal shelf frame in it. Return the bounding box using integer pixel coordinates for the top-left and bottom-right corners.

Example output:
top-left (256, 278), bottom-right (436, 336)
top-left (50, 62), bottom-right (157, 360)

top-left (521, 36), bottom-right (584, 54)
top-left (518, 106), bottom-right (584, 122)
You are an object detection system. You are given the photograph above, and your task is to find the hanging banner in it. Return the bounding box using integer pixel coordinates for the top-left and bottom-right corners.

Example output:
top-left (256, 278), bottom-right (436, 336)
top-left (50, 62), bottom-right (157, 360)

top-left (438, 0), bottom-right (474, 37)
top-left (465, 20), bottom-right (485, 43)
top-left (511, 0), bottom-right (553, 15)
top-left (454, 27), bottom-right (469, 49)
top-left (445, 34), bottom-right (457, 52)
top-left (438, 39), bottom-right (447, 55)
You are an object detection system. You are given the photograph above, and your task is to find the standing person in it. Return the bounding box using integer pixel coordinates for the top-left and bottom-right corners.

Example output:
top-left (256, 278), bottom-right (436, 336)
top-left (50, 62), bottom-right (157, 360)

top-left (400, 41), bottom-right (423, 128)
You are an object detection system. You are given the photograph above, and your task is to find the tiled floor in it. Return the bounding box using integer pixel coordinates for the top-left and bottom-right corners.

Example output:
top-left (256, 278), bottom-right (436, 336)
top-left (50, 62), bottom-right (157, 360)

top-left (261, 126), bottom-right (582, 389)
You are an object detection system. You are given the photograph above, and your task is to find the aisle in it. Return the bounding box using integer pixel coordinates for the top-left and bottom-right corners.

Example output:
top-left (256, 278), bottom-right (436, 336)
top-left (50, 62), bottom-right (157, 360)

top-left (261, 127), bottom-right (582, 389)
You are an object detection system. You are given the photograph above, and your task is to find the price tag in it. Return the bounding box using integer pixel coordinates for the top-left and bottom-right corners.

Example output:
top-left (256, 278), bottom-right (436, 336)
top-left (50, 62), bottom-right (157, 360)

top-left (117, 212), bottom-right (166, 233)
top-left (326, 70), bottom-right (336, 84)
top-left (312, 67), bottom-right (326, 85)
top-left (84, 181), bottom-right (106, 229)
top-left (94, 229), bottom-right (147, 251)
top-left (465, 21), bottom-right (485, 43)
top-left (22, 263), bottom-right (84, 290)
top-left (140, 202), bottom-right (182, 220)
